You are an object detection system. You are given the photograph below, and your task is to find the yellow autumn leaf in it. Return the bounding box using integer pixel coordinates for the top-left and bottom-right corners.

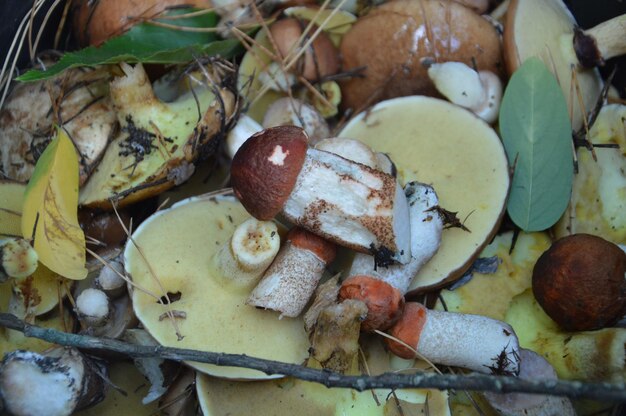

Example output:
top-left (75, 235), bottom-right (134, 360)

top-left (0, 180), bottom-right (25, 237)
top-left (21, 128), bottom-right (87, 280)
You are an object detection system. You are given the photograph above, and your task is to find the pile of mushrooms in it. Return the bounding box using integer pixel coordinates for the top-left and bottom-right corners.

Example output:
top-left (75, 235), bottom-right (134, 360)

top-left (1, 0), bottom-right (626, 415)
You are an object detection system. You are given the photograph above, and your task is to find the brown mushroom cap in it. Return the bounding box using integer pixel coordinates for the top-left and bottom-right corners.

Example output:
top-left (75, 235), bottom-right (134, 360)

top-left (231, 126), bottom-right (309, 220)
top-left (339, 0), bottom-right (502, 112)
top-left (286, 227), bottom-right (336, 264)
top-left (72, 0), bottom-right (213, 46)
top-left (270, 18), bottom-right (340, 81)
top-left (338, 275), bottom-right (405, 332)
top-left (532, 234), bottom-right (626, 331)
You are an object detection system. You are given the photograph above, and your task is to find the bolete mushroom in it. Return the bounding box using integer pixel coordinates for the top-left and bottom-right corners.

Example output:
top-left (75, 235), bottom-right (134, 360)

top-left (339, 0), bottom-right (503, 112)
top-left (231, 126), bottom-right (412, 265)
top-left (124, 189), bottom-right (309, 379)
top-left (339, 96), bottom-right (510, 294)
top-left (532, 233), bottom-right (626, 331)
top-left (504, 0), bottom-right (626, 130)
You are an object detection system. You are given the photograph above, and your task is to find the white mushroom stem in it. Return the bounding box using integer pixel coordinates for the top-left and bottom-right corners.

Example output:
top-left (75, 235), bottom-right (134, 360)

top-left (247, 227), bottom-right (336, 318)
top-left (75, 288), bottom-right (111, 328)
top-left (573, 14), bottom-right (626, 68)
top-left (257, 62), bottom-right (298, 93)
top-left (225, 114), bottom-right (263, 159)
top-left (314, 137), bottom-right (396, 176)
top-left (283, 148), bottom-right (411, 265)
top-left (95, 260), bottom-right (126, 298)
top-left (349, 182), bottom-right (443, 293)
top-left (262, 98), bottom-right (330, 144)
top-left (388, 302), bottom-right (521, 375)
top-left (427, 61), bottom-right (502, 123)
top-left (484, 349), bottom-right (575, 416)
top-left (0, 348), bottom-right (106, 416)
top-left (0, 237), bottom-right (38, 282)
top-left (214, 218), bottom-right (280, 288)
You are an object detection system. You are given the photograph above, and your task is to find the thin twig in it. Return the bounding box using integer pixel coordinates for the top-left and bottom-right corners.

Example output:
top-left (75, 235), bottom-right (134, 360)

top-left (1, 313), bottom-right (625, 402)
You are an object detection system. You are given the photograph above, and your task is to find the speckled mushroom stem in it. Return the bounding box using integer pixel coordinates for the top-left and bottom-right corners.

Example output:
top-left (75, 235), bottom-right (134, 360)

top-left (386, 302), bottom-right (521, 375)
top-left (247, 227), bottom-right (336, 318)
top-left (214, 217), bottom-right (281, 288)
top-left (348, 182), bottom-right (443, 294)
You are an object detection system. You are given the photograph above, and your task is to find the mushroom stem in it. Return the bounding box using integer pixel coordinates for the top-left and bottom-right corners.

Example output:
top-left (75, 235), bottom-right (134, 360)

top-left (214, 218), bottom-right (281, 288)
top-left (0, 237), bottom-right (38, 282)
top-left (283, 148), bottom-right (411, 265)
top-left (0, 347), bottom-right (107, 416)
top-left (348, 182), bottom-right (443, 294)
top-left (247, 227), bottom-right (336, 318)
top-left (386, 302), bottom-right (521, 375)
top-left (574, 14), bottom-right (626, 68)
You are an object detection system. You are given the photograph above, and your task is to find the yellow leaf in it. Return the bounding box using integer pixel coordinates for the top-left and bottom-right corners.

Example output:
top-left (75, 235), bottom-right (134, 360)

top-left (21, 128), bottom-right (87, 280)
top-left (0, 180), bottom-right (25, 237)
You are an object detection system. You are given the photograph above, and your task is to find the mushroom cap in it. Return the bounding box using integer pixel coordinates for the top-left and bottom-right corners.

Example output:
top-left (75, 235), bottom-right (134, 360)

top-left (72, 0), bottom-right (213, 46)
top-left (270, 18), bottom-right (340, 81)
top-left (338, 275), bottom-right (405, 332)
top-left (286, 227), bottom-right (336, 264)
top-left (532, 233), bottom-right (626, 331)
top-left (339, 0), bottom-right (502, 112)
top-left (231, 126), bottom-right (309, 220)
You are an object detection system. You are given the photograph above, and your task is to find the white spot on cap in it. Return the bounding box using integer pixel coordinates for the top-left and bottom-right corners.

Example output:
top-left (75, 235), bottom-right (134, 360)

top-left (268, 145), bottom-right (289, 166)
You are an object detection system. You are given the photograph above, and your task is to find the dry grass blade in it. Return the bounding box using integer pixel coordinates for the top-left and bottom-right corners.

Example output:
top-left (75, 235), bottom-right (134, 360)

top-left (31, 0), bottom-right (64, 61)
top-left (374, 330), bottom-right (443, 376)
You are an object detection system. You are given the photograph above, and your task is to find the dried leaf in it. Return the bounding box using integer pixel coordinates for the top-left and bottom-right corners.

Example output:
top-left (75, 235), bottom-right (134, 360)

top-left (21, 128), bottom-right (87, 280)
top-left (499, 58), bottom-right (573, 232)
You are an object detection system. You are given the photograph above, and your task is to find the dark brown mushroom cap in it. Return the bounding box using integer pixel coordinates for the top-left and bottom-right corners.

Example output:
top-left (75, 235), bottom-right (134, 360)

top-left (532, 234), bottom-right (626, 331)
top-left (287, 227), bottom-right (337, 264)
top-left (231, 126), bottom-right (309, 220)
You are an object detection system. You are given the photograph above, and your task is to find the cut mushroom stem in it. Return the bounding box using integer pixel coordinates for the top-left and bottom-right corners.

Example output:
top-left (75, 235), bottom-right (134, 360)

top-left (428, 62), bottom-right (502, 123)
top-left (314, 137), bottom-right (396, 176)
top-left (231, 126), bottom-right (411, 265)
top-left (214, 217), bottom-right (281, 288)
top-left (484, 348), bottom-right (575, 416)
top-left (386, 302), bottom-right (521, 375)
top-left (573, 14), bottom-right (626, 68)
top-left (75, 288), bottom-right (111, 328)
top-left (247, 227), bottom-right (336, 318)
top-left (0, 237), bottom-right (38, 282)
top-left (225, 114), bottom-right (263, 159)
top-left (0, 347), bottom-right (107, 416)
top-left (348, 182), bottom-right (444, 294)
top-left (94, 259), bottom-right (126, 299)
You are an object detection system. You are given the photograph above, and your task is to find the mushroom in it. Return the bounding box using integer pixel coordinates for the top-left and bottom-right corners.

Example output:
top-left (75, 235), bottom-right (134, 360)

top-left (231, 126), bottom-right (411, 265)
top-left (348, 182), bottom-right (444, 294)
top-left (124, 189), bottom-right (310, 379)
top-left (484, 349), bottom-right (575, 416)
top-left (71, 0), bottom-right (213, 46)
top-left (247, 227), bottom-right (336, 318)
top-left (75, 288), bottom-right (111, 328)
top-left (504, 0), bottom-right (626, 129)
top-left (262, 97), bottom-right (330, 144)
top-left (532, 233), bottom-right (626, 331)
top-left (314, 137), bottom-right (379, 169)
top-left (0, 347), bottom-right (107, 416)
top-left (339, 96), bottom-right (510, 293)
top-left (338, 0), bottom-right (502, 112)
top-left (385, 302), bottom-right (521, 375)
top-left (94, 259), bottom-right (126, 299)
top-left (79, 61), bottom-right (237, 208)
top-left (427, 61), bottom-right (503, 123)
top-left (0, 237), bottom-right (38, 282)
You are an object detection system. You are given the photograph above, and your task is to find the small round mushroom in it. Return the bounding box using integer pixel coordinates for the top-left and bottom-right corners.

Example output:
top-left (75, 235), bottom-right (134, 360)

top-left (338, 275), bottom-right (405, 332)
top-left (94, 260), bottom-right (126, 299)
top-left (231, 126), bottom-right (411, 264)
top-left (269, 17), bottom-right (340, 81)
top-left (0, 237), bottom-right (38, 282)
top-left (75, 288), bottom-right (111, 328)
top-left (532, 233), bottom-right (626, 331)
top-left (247, 227), bottom-right (336, 317)
top-left (385, 302), bottom-right (521, 375)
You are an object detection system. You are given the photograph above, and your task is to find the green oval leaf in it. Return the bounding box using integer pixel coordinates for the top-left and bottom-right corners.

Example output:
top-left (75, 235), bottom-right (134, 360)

top-left (499, 57), bottom-right (573, 232)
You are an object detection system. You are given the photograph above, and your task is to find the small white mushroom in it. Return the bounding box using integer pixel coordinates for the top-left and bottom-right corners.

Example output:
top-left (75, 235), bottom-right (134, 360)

top-left (386, 302), bottom-right (521, 375)
top-left (247, 227), bottom-right (336, 318)
top-left (214, 217), bottom-right (281, 288)
top-left (75, 288), bottom-right (111, 328)
top-left (257, 62), bottom-right (298, 93)
top-left (0, 238), bottom-right (38, 282)
top-left (262, 98), bottom-right (330, 144)
top-left (348, 182), bottom-right (443, 293)
top-left (0, 347), bottom-right (107, 416)
top-left (231, 126), bottom-right (411, 265)
top-left (94, 259), bottom-right (126, 299)
top-left (225, 114), bottom-right (263, 159)
top-left (428, 61), bottom-right (502, 123)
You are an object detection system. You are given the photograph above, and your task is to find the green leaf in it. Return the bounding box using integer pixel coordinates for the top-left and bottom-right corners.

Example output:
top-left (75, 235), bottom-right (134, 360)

top-left (21, 128), bottom-right (87, 280)
top-left (17, 10), bottom-right (242, 82)
top-left (499, 57), bottom-right (573, 232)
